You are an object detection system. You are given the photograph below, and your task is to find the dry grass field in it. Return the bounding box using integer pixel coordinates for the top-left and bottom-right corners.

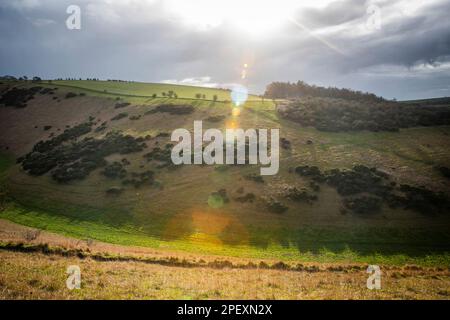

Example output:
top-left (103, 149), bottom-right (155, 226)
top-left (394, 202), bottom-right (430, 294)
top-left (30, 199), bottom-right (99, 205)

top-left (0, 221), bottom-right (449, 300)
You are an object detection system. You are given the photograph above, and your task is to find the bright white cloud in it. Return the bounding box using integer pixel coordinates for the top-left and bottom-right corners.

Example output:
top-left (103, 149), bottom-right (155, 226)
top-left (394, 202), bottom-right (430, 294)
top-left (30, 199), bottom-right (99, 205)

top-left (163, 0), bottom-right (335, 35)
top-left (161, 76), bottom-right (219, 88)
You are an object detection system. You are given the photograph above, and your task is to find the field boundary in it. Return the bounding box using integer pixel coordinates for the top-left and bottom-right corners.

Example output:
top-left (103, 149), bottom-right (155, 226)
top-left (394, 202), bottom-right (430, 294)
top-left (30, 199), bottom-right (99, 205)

top-left (20, 80), bottom-right (264, 104)
top-left (2, 241), bottom-right (445, 274)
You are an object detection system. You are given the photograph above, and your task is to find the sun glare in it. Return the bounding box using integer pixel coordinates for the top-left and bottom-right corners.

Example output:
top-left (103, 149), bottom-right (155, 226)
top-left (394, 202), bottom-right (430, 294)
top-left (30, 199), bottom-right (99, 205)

top-left (164, 0), bottom-right (332, 35)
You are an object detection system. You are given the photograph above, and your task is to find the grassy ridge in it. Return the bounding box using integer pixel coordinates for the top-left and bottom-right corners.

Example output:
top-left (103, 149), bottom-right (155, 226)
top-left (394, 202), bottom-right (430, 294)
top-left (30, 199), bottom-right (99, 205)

top-left (52, 80), bottom-right (263, 102)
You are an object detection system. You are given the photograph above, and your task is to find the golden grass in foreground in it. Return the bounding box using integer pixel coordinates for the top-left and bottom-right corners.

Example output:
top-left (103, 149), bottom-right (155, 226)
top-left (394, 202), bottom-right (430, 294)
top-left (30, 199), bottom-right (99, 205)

top-left (0, 219), bottom-right (449, 300)
top-left (0, 221), bottom-right (449, 300)
top-left (1, 250), bottom-right (449, 300)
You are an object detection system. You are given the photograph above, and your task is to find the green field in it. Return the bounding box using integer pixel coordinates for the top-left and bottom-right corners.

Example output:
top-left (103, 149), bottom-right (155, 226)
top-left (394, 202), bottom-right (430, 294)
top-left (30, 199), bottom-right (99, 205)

top-left (0, 81), bottom-right (449, 267)
top-left (50, 80), bottom-right (263, 102)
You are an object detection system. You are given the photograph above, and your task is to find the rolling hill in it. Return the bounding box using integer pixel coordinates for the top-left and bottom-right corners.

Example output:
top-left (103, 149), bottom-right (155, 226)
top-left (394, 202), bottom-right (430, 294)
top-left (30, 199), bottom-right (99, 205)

top-left (0, 79), bottom-right (449, 265)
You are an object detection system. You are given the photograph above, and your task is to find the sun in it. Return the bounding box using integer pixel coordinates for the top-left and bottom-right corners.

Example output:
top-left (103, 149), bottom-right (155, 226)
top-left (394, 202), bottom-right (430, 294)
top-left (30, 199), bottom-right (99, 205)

top-left (164, 0), bottom-right (331, 35)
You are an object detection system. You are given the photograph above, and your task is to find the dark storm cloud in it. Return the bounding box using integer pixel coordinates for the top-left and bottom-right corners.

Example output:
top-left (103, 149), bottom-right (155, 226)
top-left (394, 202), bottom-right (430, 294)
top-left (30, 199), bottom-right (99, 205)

top-left (0, 0), bottom-right (449, 99)
top-left (295, 0), bottom-right (367, 28)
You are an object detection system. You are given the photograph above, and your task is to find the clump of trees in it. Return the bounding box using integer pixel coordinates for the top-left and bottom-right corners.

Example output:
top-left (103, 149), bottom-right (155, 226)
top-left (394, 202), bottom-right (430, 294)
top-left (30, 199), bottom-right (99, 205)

top-left (283, 186), bottom-right (317, 203)
top-left (111, 112), bottom-right (128, 121)
top-left (145, 104), bottom-right (194, 115)
top-left (143, 144), bottom-right (174, 168)
top-left (436, 166), bottom-right (450, 180)
top-left (280, 137), bottom-right (291, 150)
top-left (122, 170), bottom-right (155, 188)
top-left (205, 115), bottom-right (225, 122)
top-left (167, 90), bottom-right (178, 98)
top-left (265, 197), bottom-right (288, 214)
top-left (265, 80), bottom-right (384, 102)
top-left (102, 162), bottom-right (127, 179)
top-left (195, 93), bottom-right (207, 99)
top-left (114, 102), bottom-right (130, 109)
top-left (294, 164), bottom-right (450, 215)
top-left (278, 96), bottom-right (450, 132)
top-left (31, 122), bottom-right (93, 153)
top-left (18, 125), bottom-right (147, 183)
top-left (343, 196), bottom-right (381, 214)
top-left (95, 121), bottom-right (108, 133)
top-left (0, 86), bottom-right (43, 108)
top-left (129, 114), bottom-right (142, 121)
top-left (65, 92), bottom-right (77, 99)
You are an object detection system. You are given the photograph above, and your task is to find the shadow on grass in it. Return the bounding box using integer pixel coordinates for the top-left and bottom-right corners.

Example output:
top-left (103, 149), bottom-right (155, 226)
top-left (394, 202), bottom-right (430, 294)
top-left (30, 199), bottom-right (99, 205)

top-left (244, 226), bottom-right (450, 258)
top-left (3, 199), bottom-right (450, 261)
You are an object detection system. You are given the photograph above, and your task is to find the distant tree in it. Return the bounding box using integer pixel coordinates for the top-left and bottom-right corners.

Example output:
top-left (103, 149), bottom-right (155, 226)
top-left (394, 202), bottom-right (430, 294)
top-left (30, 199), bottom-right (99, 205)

top-left (195, 93), bottom-right (202, 99)
top-left (32, 76), bottom-right (42, 82)
top-left (174, 93), bottom-right (178, 99)
top-left (264, 80), bottom-right (384, 103)
top-left (162, 92), bottom-right (167, 97)
top-left (202, 94), bottom-right (206, 99)
top-left (213, 94), bottom-right (218, 101)
top-left (152, 93), bottom-right (157, 98)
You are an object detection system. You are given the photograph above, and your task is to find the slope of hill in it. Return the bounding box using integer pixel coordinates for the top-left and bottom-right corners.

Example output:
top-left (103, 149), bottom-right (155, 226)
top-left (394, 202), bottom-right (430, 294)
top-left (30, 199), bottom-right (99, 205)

top-left (0, 80), bottom-right (449, 265)
top-left (51, 80), bottom-right (263, 102)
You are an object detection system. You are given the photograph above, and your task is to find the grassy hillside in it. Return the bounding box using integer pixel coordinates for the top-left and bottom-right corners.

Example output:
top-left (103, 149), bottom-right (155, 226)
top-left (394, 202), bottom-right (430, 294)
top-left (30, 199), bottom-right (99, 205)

top-left (0, 80), bottom-right (449, 266)
top-left (51, 80), bottom-right (263, 102)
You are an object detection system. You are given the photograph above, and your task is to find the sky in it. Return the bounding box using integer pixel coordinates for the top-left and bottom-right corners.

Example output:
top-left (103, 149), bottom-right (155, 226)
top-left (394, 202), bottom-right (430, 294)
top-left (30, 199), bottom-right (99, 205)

top-left (0, 0), bottom-right (449, 100)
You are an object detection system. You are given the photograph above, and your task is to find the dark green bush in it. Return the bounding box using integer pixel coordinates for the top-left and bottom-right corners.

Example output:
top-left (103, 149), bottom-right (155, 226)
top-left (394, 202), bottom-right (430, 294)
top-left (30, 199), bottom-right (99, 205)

top-left (111, 113), bottom-right (128, 121)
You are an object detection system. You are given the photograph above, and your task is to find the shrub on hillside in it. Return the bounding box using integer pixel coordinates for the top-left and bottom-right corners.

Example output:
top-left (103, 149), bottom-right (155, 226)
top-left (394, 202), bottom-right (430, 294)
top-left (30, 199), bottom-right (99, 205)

top-left (294, 164), bottom-right (450, 215)
top-left (0, 86), bottom-right (42, 108)
top-left (122, 170), bottom-right (155, 188)
top-left (205, 115), bottom-right (225, 122)
top-left (111, 112), bottom-right (128, 121)
top-left (283, 186), bottom-right (317, 203)
top-left (436, 166), bottom-right (450, 180)
top-left (244, 173), bottom-right (264, 183)
top-left (265, 198), bottom-right (288, 214)
top-left (115, 102), bottom-right (130, 109)
top-left (143, 144), bottom-right (174, 168)
top-left (145, 104), bottom-right (194, 115)
top-left (343, 196), bottom-right (382, 214)
top-left (102, 162), bottom-right (127, 179)
top-left (106, 186), bottom-right (124, 195)
top-left (20, 129), bottom-right (147, 183)
top-left (65, 92), bottom-right (77, 99)
top-left (234, 193), bottom-right (256, 203)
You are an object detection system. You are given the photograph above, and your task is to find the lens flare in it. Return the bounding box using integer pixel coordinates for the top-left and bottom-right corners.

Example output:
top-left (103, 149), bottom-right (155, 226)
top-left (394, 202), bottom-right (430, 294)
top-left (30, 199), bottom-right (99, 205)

top-left (230, 84), bottom-right (248, 106)
top-left (232, 107), bottom-right (241, 117)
